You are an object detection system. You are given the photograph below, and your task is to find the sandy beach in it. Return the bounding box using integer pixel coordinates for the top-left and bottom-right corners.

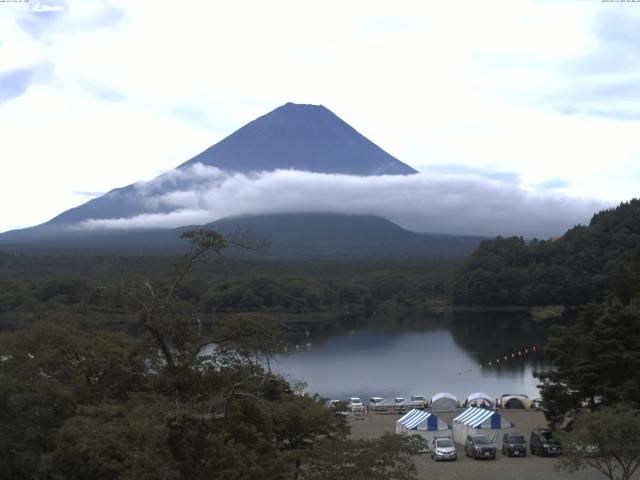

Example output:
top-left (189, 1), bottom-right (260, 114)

top-left (348, 409), bottom-right (632, 480)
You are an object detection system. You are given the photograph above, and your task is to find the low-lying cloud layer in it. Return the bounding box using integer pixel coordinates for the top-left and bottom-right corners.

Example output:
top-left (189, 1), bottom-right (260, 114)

top-left (78, 164), bottom-right (610, 238)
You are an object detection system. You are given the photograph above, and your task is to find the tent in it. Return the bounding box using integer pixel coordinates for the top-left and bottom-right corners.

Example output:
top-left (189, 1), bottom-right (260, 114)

top-left (431, 392), bottom-right (458, 412)
top-left (466, 392), bottom-right (493, 407)
top-left (452, 407), bottom-right (514, 448)
top-left (397, 399), bottom-right (424, 411)
top-left (501, 394), bottom-right (533, 409)
top-left (396, 409), bottom-right (452, 443)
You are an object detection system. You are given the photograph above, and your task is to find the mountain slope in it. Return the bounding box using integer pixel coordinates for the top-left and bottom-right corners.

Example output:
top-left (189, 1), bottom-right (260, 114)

top-left (0, 213), bottom-right (483, 259)
top-left (28, 102), bottom-right (415, 229)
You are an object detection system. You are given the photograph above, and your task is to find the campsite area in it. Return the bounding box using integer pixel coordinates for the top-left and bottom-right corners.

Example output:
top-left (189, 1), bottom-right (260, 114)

top-left (349, 410), bottom-right (628, 480)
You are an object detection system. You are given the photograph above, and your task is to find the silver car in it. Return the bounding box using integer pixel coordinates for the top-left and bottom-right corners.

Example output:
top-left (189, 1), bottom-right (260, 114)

top-left (431, 437), bottom-right (457, 461)
top-left (464, 434), bottom-right (497, 460)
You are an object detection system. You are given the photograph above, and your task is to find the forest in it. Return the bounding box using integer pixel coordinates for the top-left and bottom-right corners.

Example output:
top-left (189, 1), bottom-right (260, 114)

top-left (450, 199), bottom-right (640, 307)
top-left (0, 251), bottom-right (455, 336)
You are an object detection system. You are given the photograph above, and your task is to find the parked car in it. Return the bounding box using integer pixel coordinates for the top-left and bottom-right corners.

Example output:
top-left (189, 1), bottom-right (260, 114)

top-left (394, 397), bottom-right (405, 406)
top-left (502, 433), bottom-right (527, 457)
top-left (431, 437), bottom-right (457, 461)
top-left (464, 435), bottom-right (496, 459)
top-left (530, 427), bottom-right (561, 456)
top-left (368, 397), bottom-right (384, 409)
top-left (348, 397), bottom-right (364, 412)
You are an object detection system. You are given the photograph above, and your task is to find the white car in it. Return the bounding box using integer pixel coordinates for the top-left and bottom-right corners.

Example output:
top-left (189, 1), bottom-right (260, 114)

top-left (348, 397), bottom-right (364, 411)
top-left (369, 397), bottom-right (384, 409)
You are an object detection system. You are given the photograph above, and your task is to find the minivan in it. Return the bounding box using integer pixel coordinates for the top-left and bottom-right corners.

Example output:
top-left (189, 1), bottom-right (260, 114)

top-left (502, 433), bottom-right (527, 457)
top-left (530, 427), bottom-right (561, 456)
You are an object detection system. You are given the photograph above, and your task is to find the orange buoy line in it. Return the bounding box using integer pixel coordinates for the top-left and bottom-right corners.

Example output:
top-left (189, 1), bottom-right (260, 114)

top-left (478, 345), bottom-right (539, 369)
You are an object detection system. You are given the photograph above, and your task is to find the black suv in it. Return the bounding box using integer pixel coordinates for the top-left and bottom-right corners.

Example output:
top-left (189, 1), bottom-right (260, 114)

top-left (464, 435), bottom-right (496, 460)
top-left (502, 433), bottom-right (527, 457)
top-left (530, 427), bottom-right (561, 456)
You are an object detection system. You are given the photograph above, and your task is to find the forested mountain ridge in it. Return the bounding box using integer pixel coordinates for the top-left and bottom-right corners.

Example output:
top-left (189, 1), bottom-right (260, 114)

top-left (450, 199), bottom-right (640, 306)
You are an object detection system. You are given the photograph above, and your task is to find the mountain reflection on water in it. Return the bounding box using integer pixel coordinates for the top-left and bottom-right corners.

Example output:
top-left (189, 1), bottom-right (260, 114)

top-left (273, 311), bottom-right (558, 402)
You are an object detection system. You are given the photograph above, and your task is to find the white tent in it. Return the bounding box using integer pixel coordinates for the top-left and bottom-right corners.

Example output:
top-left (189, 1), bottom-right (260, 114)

top-left (431, 392), bottom-right (458, 412)
top-left (466, 392), bottom-right (493, 407)
top-left (452, 407), bottom-right (514, 448)
top-left (396, 409), bottom-right (451, 443)
top-left (501, 394), bottom-right (533, 409)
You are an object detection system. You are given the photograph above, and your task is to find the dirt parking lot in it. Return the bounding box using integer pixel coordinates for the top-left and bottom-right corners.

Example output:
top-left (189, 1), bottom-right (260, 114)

top-left (348, 409), bottom-right (636, 480)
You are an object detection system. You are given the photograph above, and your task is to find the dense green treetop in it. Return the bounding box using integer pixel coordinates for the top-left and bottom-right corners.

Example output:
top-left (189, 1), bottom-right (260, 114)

top-left (451, 199), bottom-right (640, 306)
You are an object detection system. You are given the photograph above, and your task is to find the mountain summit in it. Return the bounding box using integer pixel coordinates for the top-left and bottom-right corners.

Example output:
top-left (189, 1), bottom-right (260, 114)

top-left (180, 102), bottom-right (417, 175)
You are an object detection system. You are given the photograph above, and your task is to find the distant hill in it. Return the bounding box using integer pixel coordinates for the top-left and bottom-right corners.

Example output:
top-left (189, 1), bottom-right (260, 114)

top-left (0, 213), bottom-right (483, 260)
top-left (450, 199), bottom-right (640, 306)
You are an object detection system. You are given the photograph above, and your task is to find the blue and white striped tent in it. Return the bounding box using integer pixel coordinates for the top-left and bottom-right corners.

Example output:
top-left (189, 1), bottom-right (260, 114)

top-left (395, 409), bottom-right (451, 442)
top-left (452, 407), bottom-right (514, 448)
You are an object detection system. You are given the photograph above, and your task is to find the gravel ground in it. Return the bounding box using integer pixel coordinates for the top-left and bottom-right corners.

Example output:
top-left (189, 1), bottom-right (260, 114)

top-left (348, 409), bottom-right (635, 480)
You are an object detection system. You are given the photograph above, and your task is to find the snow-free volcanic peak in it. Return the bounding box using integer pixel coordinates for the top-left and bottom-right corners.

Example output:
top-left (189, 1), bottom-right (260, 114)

top-left (179, 102), bottom-right (417, 175)
top-left (0, 102), bottom-right (419, 243)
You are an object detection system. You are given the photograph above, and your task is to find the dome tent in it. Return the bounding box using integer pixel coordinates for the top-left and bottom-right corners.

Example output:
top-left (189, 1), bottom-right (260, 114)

top-left (466, 392), bottom-right (493, 407)
top-left (431, 392), bottom-right (458, 412)
top-left (452, 407), bottom-right (514, 449)
top-left (395, 409), bottom-right (452, 443)
top-left (501, 394), bottom-right (532, 409)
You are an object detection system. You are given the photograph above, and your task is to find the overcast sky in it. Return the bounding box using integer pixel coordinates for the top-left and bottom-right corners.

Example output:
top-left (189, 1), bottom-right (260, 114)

top-left (1, 0), bottom-right (639, 235)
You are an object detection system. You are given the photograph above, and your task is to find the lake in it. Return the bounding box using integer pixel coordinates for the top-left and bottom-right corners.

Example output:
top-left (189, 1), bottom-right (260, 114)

top-left (272, 311), bottom-right (555, 402)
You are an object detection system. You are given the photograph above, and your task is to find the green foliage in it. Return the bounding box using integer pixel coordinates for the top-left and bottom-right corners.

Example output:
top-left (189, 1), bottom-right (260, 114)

top-left (301, 433), bottom-right (426, 480)
top-left (555, 406), bottom-right (640, 480)
top-left (451, 199), bottom-right (640, 306)
top-left (536, 296), bottom-right (640, 427)
top-left (0, 255), bottom-right (454, 333)
top-left (0, 319), bottom-right (147, 479)
top-left (42, 397), bottom-right (178, 480)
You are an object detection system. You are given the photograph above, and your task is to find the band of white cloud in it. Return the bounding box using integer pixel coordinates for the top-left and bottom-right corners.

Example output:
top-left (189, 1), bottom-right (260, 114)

top-left (77, 164), bottom-right (610, 238)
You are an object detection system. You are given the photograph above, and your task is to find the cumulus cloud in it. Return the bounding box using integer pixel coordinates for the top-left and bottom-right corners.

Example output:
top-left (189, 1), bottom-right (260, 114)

top-left (78, 164), bottom-right (609, 238)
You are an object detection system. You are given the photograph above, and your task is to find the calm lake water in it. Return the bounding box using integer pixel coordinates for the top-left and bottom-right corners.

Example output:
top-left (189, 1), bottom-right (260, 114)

top-left (272, 311), bottom-right (555, 402)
